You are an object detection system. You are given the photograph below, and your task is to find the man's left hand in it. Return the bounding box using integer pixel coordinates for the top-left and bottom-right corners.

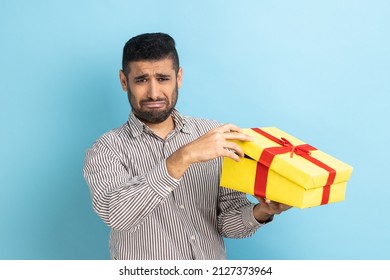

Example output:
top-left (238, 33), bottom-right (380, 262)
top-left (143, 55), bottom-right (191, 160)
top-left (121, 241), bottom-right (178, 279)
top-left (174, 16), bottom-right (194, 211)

top-left (252, 197), bottom-right (292, 223)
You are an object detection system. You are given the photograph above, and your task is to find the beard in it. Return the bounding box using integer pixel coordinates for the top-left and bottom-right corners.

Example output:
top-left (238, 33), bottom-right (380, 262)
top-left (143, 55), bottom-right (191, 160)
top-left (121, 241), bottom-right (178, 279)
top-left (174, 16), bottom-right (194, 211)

top-left (127, 83), bottom-right (178, 124)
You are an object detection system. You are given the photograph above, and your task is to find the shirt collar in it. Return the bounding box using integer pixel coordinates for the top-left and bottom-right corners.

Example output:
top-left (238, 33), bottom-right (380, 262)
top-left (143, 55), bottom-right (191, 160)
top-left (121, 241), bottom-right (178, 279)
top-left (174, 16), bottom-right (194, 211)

top-left (127, 109), bottom-right (192, 138)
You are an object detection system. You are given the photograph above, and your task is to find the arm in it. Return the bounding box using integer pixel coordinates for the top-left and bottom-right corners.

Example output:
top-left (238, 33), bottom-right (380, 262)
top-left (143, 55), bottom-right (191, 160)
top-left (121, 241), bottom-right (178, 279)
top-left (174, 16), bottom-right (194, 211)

top-left (83, 123), bottom-right (245, 232)
top-left (217, 187), bottom-right (261, 238)
top-left (217, 191), bottom-right (292, 238)
top-left (166, 123), bottom-right (252, 179)
top-left (83, 139), bottom-right (180, 232)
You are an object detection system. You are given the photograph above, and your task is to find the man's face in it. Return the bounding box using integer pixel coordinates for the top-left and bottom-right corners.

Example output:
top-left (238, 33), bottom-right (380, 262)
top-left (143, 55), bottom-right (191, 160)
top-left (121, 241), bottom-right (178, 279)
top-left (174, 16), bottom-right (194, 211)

top-left (120, 58), bottom-right (182, 125)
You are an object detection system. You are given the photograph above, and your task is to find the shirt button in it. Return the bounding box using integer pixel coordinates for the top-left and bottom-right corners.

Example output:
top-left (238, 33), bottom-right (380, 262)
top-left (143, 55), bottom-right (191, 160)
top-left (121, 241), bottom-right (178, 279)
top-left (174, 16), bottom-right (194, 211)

top-left (166, 187), bottom-right (172, 192)
top-left (179, 204), bottom-right (185, 209)
top-left (190, 235), bottom-right (196, 240)
top-left (249, 222), bottom-right (254, 226)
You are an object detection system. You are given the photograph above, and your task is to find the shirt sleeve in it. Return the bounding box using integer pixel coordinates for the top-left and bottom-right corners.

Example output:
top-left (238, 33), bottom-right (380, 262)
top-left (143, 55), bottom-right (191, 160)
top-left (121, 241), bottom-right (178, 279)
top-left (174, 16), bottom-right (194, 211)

top-left (83, 139), bottom-right (180, 232)
top-left (217, 186), bottom-right (269, 238)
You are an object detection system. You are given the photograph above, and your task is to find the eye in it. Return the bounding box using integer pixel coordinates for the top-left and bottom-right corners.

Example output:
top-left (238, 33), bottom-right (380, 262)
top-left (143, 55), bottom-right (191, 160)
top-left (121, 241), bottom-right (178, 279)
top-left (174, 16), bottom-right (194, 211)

top-left (135, 78), bottom-right (147, 83)
top-left (158, 77), bottom-right (170, 82)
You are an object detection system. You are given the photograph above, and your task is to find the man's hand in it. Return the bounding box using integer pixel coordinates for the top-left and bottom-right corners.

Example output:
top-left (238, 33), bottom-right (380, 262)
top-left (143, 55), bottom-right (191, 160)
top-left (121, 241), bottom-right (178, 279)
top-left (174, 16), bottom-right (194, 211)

top-left (253, 197), bottom-right (292, 223)
top-left (167, 123), bottom-right (253, 179)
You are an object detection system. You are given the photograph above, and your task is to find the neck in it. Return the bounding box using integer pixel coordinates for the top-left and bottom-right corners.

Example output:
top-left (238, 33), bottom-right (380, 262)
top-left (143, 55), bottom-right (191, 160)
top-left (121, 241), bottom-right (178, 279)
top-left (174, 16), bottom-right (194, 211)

top-left (144, 115), bottom-right (175, 139)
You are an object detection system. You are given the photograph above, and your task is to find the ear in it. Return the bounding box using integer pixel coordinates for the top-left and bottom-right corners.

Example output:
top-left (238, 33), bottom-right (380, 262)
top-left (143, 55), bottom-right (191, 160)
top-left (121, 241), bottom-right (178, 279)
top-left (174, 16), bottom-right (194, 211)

top-left (119, 70), bottom-right (128, 92)
top-left (177, 67), bottom-right (183, 88)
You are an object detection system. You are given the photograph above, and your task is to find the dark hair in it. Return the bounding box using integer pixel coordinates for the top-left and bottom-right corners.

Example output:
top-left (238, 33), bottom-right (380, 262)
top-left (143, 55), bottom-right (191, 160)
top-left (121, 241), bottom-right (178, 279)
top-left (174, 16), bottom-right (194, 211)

top-left (122, 32), bottom-right (180, 75)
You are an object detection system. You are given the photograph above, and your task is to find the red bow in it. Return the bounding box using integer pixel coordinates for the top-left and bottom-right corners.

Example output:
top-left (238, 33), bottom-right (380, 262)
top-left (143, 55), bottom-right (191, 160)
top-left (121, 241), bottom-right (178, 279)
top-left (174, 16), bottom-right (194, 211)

top-left (280, 137), bottom-right (312, 158)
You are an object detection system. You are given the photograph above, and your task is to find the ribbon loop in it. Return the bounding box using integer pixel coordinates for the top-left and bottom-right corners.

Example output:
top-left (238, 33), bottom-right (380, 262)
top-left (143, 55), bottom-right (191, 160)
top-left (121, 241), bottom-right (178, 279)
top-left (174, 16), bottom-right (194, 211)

top-left (280, 137), bottom-right (311, 158)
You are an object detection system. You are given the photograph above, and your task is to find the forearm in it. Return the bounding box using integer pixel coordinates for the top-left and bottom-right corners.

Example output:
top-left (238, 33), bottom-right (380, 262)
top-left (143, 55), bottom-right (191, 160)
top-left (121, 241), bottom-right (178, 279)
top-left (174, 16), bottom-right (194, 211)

top-left (166, 145), bottom-right (192, 179)
top-left (217, 188), bottom-right (262, 238)
top-left (84, 145), bottom-right (179, 231)
top-left (106, 161), bottom-right (179, 231)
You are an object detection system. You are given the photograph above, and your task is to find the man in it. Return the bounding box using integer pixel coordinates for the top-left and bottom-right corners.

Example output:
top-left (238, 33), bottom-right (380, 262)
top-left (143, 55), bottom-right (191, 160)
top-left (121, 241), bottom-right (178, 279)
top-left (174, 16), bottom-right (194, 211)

top-left (83, 33), bottom-right (290, 260)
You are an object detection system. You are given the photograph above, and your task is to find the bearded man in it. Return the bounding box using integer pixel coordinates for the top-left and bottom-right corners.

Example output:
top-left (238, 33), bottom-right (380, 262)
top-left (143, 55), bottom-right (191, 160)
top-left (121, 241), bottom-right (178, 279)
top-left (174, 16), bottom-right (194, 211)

top-left (83, 32), bottom-right (290, 260)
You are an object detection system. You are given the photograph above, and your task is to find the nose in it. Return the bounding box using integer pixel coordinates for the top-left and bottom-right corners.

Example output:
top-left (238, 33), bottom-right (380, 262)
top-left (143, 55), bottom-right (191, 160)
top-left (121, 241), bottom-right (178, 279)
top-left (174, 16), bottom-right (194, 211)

top-left (147, 78), bottom-right (160, 100)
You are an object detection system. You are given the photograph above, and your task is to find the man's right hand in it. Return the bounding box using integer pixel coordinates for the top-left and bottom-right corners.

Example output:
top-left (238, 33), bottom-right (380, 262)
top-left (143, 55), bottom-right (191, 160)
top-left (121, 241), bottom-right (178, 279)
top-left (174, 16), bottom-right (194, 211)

top-left (166, 124), bottom-right (253, 179)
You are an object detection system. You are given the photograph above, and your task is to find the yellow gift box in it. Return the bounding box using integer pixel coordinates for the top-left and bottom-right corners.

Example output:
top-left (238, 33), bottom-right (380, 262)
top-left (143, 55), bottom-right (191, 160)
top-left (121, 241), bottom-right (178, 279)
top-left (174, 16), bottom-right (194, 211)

top-left (220, 127), bottom-right (353, 208)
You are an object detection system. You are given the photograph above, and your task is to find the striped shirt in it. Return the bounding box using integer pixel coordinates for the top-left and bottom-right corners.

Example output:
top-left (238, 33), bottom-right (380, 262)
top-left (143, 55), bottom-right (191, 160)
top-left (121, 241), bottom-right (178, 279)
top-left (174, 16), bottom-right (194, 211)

top-left (83, 109), bottom-right (265, 260)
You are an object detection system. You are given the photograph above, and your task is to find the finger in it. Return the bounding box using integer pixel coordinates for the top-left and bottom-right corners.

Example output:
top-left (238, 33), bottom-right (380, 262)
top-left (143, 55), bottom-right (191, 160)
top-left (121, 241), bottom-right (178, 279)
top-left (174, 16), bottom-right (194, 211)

top-left (212, 124), bottom-right (253, 142)
top-left (223, 142), bottom-right (245, 158)
top-left (267, 201), bottom-right (284, 214)
top-left (224, 131), bottom-right (254, 142)
top-left (281, 204), bottom-right (293, 211)
top-left (270, 201), bottom-right (292, 214)
top-left (221, 148), bottom-right (241, 162)
top-left (253, 195), bottom-right (265, 203)
top-left (216, 123), bottom-right (243, 134)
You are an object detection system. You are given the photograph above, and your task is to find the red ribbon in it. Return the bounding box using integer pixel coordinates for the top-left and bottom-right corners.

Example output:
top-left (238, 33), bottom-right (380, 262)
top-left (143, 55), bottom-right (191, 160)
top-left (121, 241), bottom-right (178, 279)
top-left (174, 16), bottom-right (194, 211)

top-left (251, 128), bottom-right (336, 205)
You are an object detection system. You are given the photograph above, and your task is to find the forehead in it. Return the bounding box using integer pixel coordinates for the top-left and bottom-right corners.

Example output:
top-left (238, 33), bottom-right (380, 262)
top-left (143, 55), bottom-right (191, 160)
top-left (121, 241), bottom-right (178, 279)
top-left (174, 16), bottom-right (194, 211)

top-left (128, 58), bottom-right (175, 76)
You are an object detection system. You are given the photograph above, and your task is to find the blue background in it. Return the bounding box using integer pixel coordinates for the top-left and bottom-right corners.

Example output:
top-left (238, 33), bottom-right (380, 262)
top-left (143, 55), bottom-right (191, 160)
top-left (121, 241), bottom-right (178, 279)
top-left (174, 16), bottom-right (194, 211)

top-left (1, 0), bottom-right (389, 260)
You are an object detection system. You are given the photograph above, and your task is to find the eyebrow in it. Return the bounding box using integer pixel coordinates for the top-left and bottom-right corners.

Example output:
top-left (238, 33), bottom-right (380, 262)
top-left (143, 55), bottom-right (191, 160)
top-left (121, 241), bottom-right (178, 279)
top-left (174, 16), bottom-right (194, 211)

top-left (156, 73), bottom-right (172, 78)
top-left (134, 73), bottom-right (172, 80)
top-left (134, 74), bottom-right (149, 80)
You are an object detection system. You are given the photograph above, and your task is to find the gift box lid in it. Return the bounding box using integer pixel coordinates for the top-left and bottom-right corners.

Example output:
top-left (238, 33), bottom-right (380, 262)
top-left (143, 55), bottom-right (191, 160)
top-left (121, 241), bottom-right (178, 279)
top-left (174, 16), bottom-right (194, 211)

top-left (236, 127), bottom-right (353, 190)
